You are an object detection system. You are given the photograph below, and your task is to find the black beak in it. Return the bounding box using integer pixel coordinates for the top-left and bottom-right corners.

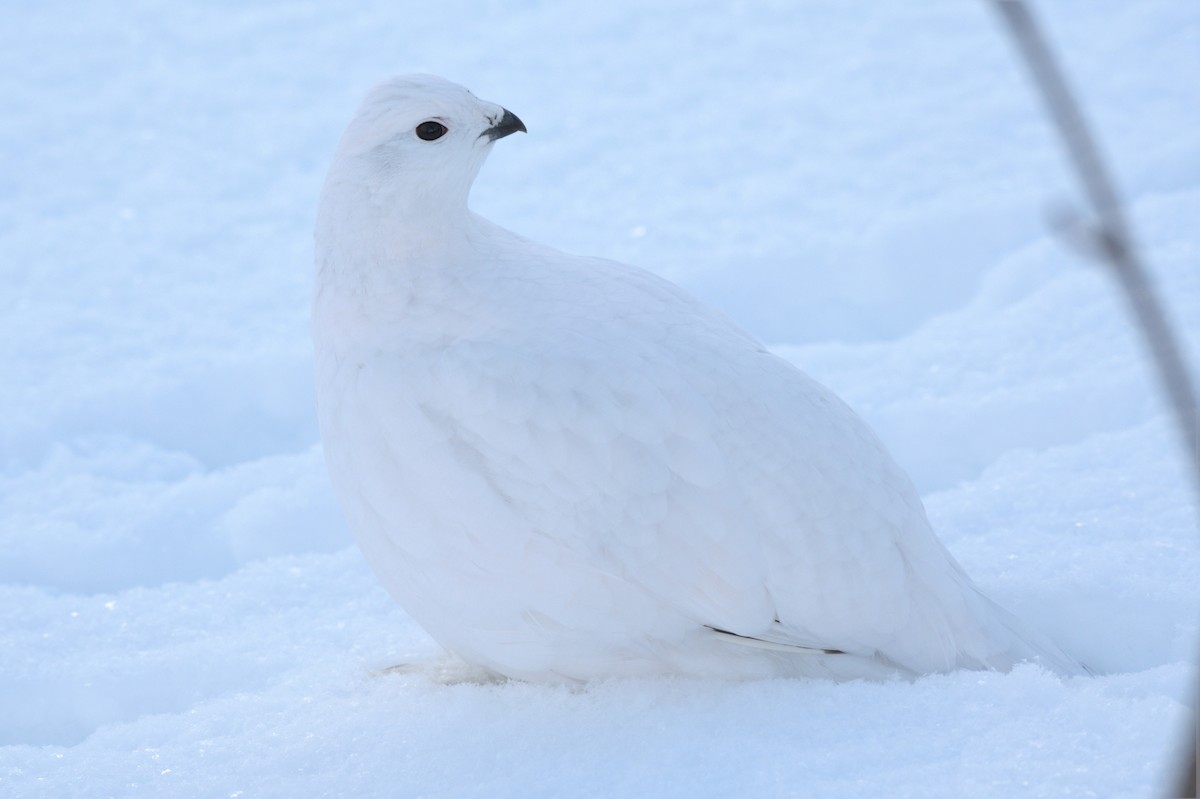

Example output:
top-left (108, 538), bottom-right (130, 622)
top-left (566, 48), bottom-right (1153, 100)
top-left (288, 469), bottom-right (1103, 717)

top-left (482, 108), bottom-right (527, 142)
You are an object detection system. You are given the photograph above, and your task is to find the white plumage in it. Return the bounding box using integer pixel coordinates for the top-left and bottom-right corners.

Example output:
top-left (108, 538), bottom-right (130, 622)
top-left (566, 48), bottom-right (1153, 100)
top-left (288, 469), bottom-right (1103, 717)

top-left (313, 74), bottom-right (1083, 682)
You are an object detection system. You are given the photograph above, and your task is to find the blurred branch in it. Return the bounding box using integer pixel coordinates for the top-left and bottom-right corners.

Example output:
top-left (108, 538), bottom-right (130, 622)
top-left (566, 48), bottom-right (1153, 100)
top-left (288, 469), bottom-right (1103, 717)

top-left (987, 1), bottom-right (1199, 795)
top-left (989, 0), bottom-right (1199, 498)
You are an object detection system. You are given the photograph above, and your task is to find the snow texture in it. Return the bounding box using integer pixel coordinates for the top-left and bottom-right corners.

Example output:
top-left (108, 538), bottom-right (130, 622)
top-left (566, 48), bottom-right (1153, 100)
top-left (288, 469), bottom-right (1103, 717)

top-left (1, 0), bottom-right (1197, 796)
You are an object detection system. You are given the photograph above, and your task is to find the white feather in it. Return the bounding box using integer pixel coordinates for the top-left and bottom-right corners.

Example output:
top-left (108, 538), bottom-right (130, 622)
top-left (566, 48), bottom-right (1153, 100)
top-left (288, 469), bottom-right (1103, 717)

top-left (313, 74), bottom-right (1085, 682)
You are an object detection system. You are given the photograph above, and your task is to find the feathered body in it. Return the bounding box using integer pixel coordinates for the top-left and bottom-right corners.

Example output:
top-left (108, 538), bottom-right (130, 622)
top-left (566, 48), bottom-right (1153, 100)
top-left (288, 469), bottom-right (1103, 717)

top-left (313, 75), bottom-right (1082, 682)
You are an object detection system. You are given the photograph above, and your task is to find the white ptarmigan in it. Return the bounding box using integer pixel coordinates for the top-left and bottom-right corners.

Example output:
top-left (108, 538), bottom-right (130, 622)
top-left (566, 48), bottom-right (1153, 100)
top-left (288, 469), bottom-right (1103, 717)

top-left (313, 74), bottom-right (1084, 682)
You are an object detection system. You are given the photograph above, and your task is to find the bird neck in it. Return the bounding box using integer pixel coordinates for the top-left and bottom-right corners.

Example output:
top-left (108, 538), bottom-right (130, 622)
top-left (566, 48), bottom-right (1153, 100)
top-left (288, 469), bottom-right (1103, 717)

top-left (313, 193), bottom-right (495, 357)
top-left (317, 176), bottom-right (478, 271)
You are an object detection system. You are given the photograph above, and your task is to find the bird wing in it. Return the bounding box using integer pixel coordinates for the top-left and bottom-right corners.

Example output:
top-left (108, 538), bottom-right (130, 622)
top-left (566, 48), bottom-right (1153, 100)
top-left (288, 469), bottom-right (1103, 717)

top-left (387, 232), bottom-right (993, 670)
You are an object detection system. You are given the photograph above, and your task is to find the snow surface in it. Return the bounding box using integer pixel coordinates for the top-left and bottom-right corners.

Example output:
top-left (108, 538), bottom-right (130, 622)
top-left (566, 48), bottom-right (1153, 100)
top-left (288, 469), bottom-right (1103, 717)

top-left (1, 0), bottom-right (1196, 796)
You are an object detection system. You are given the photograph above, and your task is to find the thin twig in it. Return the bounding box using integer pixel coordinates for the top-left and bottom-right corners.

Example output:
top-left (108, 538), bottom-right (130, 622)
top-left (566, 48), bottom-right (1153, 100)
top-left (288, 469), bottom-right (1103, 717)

top-left (987, 2), bottom-right (1199, 794)
top-left (989, 0), bottom-right (1199, 499)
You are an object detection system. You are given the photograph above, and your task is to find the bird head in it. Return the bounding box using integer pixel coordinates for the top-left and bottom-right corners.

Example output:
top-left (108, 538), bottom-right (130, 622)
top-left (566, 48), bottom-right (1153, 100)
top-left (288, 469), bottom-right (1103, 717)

top-left (322, 74), bottom-right (525, 230)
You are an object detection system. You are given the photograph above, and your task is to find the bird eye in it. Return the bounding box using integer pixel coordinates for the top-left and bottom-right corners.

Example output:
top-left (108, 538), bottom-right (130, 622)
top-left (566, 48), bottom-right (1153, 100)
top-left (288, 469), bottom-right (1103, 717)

top-left (415, 121), bottom-right (448, 141)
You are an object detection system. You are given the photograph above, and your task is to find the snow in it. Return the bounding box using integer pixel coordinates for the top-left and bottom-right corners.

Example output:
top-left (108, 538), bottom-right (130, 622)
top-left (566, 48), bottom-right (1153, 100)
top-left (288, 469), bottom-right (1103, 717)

top-left (0, 0), bottom-right (1196, 796)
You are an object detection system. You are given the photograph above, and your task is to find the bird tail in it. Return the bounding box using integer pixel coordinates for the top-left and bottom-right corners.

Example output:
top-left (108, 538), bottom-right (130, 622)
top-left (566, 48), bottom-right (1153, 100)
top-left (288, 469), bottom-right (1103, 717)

top-left (976, 591), bottom-right (1093, 677)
